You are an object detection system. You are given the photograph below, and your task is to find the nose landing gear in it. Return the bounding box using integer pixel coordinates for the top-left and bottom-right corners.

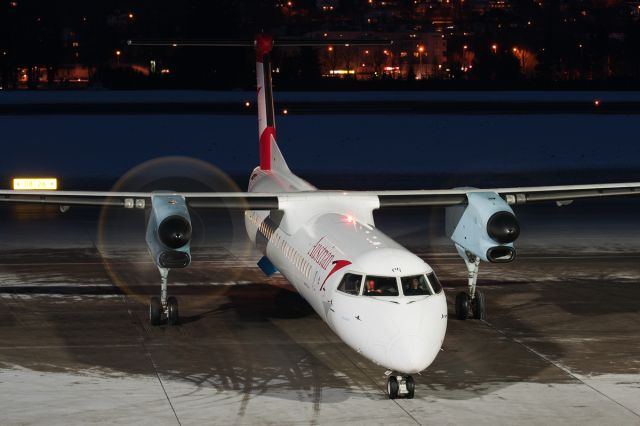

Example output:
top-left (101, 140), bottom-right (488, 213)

top-left (454, 249), bottom-right (485, 320)
top-left (386, 374), bottom-right (415, 399)
top-left (148, 267), bottom-right (180, 326)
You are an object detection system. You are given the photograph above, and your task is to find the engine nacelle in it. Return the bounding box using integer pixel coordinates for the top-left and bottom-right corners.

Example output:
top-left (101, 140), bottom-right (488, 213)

top-left (445, 192), bottom-right (520, 263)
top-left (146, 193), bottom-right (192, 269)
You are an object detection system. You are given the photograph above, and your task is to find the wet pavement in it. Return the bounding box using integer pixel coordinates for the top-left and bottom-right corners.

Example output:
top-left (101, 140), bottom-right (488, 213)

top-left (0, 205), bottom-right (639, 425)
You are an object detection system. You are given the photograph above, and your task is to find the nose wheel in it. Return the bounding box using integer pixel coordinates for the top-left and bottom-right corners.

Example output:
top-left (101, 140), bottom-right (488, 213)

top-left (148, 267), bottom-right (180, 326)
top-left (387, 374), bottom-right (415, 399)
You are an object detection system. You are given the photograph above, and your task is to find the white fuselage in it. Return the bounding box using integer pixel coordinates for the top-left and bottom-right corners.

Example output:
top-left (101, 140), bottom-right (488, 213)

top-left (244, 168), bottom-right (448, 374)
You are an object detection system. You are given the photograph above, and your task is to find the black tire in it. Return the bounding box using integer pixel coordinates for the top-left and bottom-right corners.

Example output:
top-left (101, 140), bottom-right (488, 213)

top-left (455, 292), bottom-right (470, 321)
top-left (387, 376), bottom-right (399, 399)
top-left (472, 290), bottom-right (485, 320)
top-left (405, 375), bottom-right (415, 399)
top-left (149, 297), bottom-right (162, 326)
top-left (167, 296), bottom-right (179, 325)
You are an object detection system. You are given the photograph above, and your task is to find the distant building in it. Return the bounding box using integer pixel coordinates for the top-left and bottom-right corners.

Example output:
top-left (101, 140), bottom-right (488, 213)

top-left (308, 30), bottom-right (447, 80)
top-left (470, 0), bottom-right (512, 14)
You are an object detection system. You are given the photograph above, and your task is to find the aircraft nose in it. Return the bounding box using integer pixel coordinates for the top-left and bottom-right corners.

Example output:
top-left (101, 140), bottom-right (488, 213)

top-left (388, 334), bottom-right (432, 373)
top-left (385, 297), bottom-right (448, 373)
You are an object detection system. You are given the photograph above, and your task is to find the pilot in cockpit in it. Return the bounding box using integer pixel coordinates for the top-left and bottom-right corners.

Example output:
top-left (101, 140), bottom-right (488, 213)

top-left (404, 278), bottom-right (420, 296)
top-left (366, 279), bottom-right (382, 295)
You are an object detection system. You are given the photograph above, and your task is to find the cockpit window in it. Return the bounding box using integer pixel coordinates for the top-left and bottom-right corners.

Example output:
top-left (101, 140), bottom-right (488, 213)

top-left (363, 276), bottom-right (399, 296)
top-left (426, 272), bottom-right (443, 294)
top-left (337, 273), bottom-right (363, 296)
top-left (401, 275), bottom-right (433, 296)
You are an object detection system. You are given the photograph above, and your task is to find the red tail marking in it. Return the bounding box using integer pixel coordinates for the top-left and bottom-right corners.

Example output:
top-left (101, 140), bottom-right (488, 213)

top-left (255, 34), bottom-right (273, 61)
top-left (320, 260), bottom-right (352, 290)
top-left (260, 126), bottom-right (276, 170)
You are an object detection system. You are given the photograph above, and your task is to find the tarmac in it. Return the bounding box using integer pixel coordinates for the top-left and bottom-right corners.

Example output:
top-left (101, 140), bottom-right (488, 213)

top-left (0, 203), bottom-right (639, 425)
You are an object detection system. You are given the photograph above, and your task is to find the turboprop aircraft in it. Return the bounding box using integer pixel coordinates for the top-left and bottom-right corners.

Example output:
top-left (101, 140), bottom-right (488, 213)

top-left (2, 34), bottom-right (640, 399)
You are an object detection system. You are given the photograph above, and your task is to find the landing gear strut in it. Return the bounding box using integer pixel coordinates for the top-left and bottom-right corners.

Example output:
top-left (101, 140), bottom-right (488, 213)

top-left (148, 267), bottom-right (179, 326)
top-left (387, 374), bottom-right (415, 399)
top-left (454, 248), bottom-right (485, 320)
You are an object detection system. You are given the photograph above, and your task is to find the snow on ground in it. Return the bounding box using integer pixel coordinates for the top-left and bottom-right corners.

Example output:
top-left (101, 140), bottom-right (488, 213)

top-left (1, 113), bottom-right (639, 178)
top-left (1, 365), bottom-right (638, 425)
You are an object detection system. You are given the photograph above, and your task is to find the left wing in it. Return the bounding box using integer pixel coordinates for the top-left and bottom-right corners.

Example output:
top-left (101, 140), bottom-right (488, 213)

top-left (0, 190), bottom-right (279, 210)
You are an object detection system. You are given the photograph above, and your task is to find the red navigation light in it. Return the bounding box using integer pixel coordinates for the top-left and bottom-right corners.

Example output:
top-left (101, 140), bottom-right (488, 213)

top-left (255, 34), bottom-right (274, 60)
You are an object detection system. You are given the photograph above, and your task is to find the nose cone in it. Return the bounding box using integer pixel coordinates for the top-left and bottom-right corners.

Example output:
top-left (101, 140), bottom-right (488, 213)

top-left (385, 294), bottom-right (448, 374)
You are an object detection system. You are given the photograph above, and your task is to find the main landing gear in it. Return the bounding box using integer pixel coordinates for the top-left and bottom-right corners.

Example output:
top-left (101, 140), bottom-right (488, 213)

top-left (455, 250), bottom-right (485, 321)
top-left (387, 374), bottom-right (415, 399)
top-left (149, 267), bottom-right (179, 326)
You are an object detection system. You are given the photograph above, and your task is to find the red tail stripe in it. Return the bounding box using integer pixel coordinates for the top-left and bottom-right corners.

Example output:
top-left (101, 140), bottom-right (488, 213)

top-left (260, 126), bottom-right (276, 170)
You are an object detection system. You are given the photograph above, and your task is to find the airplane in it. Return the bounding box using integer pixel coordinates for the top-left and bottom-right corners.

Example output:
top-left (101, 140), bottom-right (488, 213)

top-left (2, 34), bottom-right (640, 399)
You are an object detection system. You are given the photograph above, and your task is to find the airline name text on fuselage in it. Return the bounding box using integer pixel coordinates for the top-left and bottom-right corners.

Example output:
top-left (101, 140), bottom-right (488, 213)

top-left (308, 237), bottom-right (335, 270)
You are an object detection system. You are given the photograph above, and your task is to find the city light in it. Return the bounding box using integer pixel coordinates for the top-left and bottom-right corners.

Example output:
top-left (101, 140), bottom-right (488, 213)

top-left (492, 44), bottom-right (498, 53)
top-left (128, 12), bottom-right (134, 19)
top-left (244, 101), bottom-right (251, 107)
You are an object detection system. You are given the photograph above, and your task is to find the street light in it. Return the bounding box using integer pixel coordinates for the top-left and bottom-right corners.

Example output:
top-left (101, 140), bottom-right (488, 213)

top-left (115, 50), bottom-right (121, 65)
top-left (491, 44), bottom-right (498, 54)
top-left (417, 46), bottom-right (425, 79)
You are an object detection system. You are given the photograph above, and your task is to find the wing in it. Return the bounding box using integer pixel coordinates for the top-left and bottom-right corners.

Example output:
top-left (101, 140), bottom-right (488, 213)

top-left (372, 181), bottom-right (640, 207)
top-left (0, 190), bottom-right (279, 209)
top-left (1, 181), bottom-right (639, 210)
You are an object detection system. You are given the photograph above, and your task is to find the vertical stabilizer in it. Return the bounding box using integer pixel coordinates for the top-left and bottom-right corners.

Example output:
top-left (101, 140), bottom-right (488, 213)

top-left (255, 34), bottom-right (290, 173)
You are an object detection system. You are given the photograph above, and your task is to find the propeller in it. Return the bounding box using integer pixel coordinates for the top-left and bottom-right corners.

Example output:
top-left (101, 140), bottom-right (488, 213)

top-left (96, 156), bottom-right (253, 306)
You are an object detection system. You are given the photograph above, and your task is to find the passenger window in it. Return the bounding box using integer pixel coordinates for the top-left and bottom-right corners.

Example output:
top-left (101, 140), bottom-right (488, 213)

top-left (401, 275), bottom-right (433, 296)
top-left (337, 273), bottom-right (363, 295)
top-left (363, 276), bottom-right (399, 296)
top-left (426, 272), bottom-right (443, 294)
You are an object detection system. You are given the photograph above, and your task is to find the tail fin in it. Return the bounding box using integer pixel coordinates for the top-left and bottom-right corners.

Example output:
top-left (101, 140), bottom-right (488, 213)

top-left (255, 34), bottom-right (290, 173)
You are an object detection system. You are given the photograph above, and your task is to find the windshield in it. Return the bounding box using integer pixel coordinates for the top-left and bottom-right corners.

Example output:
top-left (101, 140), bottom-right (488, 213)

top-left (401, 275), bottom-right (433, 296)
top-left (337, 273), bottom-right (363, 295)
top-left (363, 276), bottom-right (399, 296)
top-left (426, 272), bottom-right (442, 294)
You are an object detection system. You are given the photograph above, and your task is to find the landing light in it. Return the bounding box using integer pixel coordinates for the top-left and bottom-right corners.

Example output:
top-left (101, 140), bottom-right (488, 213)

top-left (13, 178), bottom-right (58, 190)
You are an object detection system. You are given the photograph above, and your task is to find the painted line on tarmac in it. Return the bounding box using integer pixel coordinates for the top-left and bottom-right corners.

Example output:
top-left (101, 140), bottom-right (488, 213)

top-left (482, 319), bottom-right (640, 419)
